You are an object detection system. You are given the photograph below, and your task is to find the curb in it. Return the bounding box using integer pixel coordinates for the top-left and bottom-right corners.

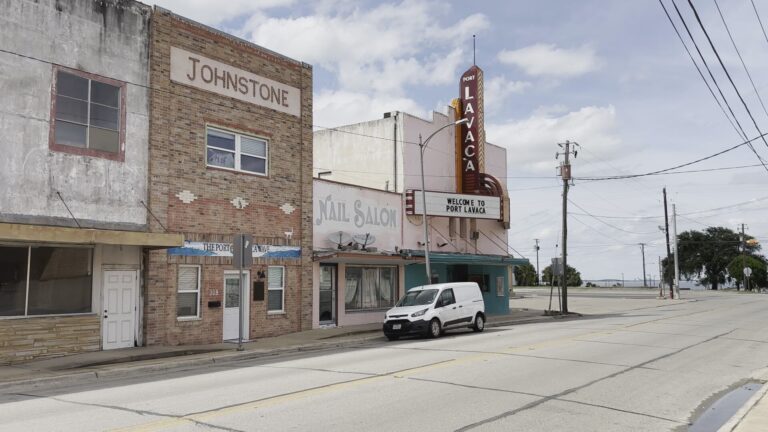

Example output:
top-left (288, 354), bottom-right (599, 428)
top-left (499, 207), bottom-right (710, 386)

top-left (717, 369), bottom-right (768, 432)
top-left (0, 313), bottom-right (563, 392)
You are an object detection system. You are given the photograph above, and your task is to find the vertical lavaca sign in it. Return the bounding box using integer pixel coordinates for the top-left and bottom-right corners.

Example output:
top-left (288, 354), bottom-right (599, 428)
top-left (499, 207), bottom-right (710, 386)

top-left (459, 66), bottom-right (484, 193)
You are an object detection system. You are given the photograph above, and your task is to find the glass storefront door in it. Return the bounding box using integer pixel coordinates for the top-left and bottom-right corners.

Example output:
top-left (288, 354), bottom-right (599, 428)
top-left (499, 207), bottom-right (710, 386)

top-left (319, 265), bottom-right (336, 325)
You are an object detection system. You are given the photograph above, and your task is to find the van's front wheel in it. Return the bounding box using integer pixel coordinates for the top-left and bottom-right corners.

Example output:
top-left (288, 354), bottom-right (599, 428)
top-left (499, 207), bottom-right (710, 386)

top-left (473, 314), bottom-right (485, 332)
top-left (427, 319), bottom-right (441, 338)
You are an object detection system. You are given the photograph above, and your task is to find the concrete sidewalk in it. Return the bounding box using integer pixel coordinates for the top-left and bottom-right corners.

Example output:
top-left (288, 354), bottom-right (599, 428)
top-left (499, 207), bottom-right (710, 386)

top-left (0, 308), bottom-right (561, 391)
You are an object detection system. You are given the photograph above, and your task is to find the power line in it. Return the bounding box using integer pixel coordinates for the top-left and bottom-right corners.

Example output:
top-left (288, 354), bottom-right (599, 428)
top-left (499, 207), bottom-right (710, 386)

top-left (568, 199), bottom-right (660, 235)
top-left (658, 0), bottom-right (742, 138)
top-left (685, 0), bottom-right (768, 156)
top-left (714, 0), bottom-right (768, 121)
top-left (577, 132), bottom-right (768, 180)
top-left (664, 0), bottom-right (768, 174)
top-left (750, 0), bottom-right (768, 48)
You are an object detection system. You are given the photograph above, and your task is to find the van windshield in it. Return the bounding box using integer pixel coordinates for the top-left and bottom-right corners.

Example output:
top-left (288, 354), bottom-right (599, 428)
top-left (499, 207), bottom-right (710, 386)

top-left (396, 289), bottom-right (438, 307)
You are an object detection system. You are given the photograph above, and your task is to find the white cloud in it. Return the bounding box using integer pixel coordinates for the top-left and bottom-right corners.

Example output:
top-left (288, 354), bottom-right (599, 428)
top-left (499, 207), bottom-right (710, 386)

top-left (313, 89), bottom-right (427, 128)
top-left (497, 43), bottom-right (602, 78)
top-left (487, 105), bottom-right (620, 173)
top-left (484, 76), bottom-right (531, 112)
top-left (245, 3), bottom-right (488, 91)
top-left (148, 0), bottom-right (293, 26)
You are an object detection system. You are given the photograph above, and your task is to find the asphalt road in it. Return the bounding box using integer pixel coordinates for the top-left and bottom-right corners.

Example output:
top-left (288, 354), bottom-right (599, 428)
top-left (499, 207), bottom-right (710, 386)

top-left (2, 289), bottom-right (768, 431)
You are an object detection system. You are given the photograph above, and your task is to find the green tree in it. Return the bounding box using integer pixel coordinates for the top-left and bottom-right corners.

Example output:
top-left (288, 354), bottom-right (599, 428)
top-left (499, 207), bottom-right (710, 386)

top-left (513, 262), bottom-right (537, 286)
top-left (727, 255), bottom-right (767, 290)
top-left (674, 227), bottom-right (760, 290)
top-left (542, 264), bottom-right (582, 287)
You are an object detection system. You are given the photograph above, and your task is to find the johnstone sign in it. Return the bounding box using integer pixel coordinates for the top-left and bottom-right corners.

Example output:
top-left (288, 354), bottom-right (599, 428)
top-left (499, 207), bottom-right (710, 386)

top-left (406, 191), bottom-right (501, 220)
top-left (170, 47), bottom-right (300, 117)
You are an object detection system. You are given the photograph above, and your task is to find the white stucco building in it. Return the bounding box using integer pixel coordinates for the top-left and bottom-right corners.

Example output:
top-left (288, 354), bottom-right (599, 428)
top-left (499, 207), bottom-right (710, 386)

top-left (0, 0), bottom-right (181, 363)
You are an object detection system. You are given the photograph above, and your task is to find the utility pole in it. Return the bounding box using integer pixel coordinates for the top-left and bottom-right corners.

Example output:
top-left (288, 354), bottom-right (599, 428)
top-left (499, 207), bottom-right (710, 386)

top-left (556, 140), bottom-right (578, 314)
top-left (534, 239), bottom-right (541, 286)
top-left (672, 204), bottom-right (680, 299)
top-left (639, 243), bottom-right (647, 287)
top-left (741, 223), bottom-right (750, 291)
top-left (663, 188), bottom-right (673, 299)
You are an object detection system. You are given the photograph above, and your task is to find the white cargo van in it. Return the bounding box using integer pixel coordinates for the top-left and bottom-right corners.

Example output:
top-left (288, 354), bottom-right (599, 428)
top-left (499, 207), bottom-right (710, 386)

top-left (382, 282), bottom-right (485, 340)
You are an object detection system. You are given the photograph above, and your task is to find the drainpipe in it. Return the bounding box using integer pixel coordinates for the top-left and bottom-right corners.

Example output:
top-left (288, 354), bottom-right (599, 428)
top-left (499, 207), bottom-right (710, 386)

top-left (393, 112), bottom-right (398, 192)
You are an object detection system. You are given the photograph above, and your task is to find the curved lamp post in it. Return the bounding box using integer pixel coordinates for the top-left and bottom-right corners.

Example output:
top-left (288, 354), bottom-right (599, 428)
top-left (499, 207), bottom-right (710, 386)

top-left (419, 117), bottom-right (469, 283)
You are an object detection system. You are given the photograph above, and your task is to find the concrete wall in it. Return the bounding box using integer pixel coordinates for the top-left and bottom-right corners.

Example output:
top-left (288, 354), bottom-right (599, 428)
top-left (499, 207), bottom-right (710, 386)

top-left (0, 0), bottom-right (150, 230)
top-left (313, 179), bottom-right (403, 252)
top-left (0, 315), bottom-right (100, 364)
top-left (313, 115), bottom-right (403, 193)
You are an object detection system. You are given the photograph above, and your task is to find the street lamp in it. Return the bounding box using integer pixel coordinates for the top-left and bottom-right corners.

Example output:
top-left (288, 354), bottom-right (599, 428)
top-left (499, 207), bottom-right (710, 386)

top-left (419, 117), bottom-right (469, 283)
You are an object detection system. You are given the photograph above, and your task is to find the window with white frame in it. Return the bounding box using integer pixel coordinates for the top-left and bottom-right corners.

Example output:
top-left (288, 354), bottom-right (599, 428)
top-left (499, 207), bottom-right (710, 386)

top-left (53, 69), bottom-right (123, 156)
top-left (206, 127), bottom-right (268, 175)
top-left (177, 265), bottom-right (201, 318)
top-left (267, 266), bottom-right (284, 313)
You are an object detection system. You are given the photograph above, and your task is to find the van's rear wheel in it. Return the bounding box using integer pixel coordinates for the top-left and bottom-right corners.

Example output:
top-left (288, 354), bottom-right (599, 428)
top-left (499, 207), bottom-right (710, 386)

top-left (427, 319), bottom-right (441, 338)
top-left (473, 314), bottom-right (485, 332)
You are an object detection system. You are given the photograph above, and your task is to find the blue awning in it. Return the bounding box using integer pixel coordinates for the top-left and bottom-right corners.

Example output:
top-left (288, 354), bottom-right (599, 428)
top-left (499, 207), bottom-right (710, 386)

top-left (401, 250), bottom-right (529, 266)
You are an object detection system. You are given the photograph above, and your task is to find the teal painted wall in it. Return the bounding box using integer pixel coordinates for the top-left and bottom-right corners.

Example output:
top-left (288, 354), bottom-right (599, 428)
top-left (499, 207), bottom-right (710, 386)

top-left (404, 263), bottom-right (510, 315)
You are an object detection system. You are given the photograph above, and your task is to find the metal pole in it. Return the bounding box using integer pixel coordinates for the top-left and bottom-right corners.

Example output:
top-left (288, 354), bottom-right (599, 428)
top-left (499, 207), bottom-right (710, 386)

top-left (663, 188), bottom-right (673, 298)
top-left (237, 235), bottom-right (244, 351)
top-left (534, 239), bottom-right (540, 286)
top-left (419, 134), bottom-right (431, 284)
top-left (672, 204), bottom-right (680, 299)
top-left (639, 243), bottom-right (647, 287)
top-left (561, 143), bottom-right (570, 314)
top-left (417, 119), bottom-right (468, 285)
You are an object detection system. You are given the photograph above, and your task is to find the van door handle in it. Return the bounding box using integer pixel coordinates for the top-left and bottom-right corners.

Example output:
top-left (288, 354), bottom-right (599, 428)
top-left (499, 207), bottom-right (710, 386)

top-left (458, 305), bottom-right (463, 308)
top-left (452, 306), bottom-right (457, 309)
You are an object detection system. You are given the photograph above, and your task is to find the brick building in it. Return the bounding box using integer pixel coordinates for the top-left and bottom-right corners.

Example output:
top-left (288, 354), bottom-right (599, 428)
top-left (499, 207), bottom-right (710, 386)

top-left (144, 8), bottom-right (313, 345)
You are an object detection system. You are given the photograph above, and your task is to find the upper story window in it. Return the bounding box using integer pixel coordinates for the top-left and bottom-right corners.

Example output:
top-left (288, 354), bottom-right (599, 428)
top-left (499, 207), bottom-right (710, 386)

top-left (50, 68), bottom-right (126, 161)
top-left (206, 126), bottom-right (268, 176)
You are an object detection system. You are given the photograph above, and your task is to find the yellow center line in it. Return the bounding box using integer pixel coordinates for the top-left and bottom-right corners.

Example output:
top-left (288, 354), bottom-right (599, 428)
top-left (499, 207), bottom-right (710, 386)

top-left (110, 307), bottom-right (716, 431)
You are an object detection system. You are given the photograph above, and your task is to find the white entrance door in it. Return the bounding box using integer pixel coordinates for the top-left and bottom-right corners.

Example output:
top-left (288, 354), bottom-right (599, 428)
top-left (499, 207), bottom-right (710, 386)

top-left (223, 271), bottom-right (250, 341)
top-left (102, 270), bottom-right (137, 350)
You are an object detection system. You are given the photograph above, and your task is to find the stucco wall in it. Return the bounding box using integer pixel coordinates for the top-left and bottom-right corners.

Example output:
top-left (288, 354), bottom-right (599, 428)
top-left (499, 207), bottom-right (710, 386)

top-left (0, 0), bottom-right (150, 230)
top-left (313, 115), bottom-right (403, 193)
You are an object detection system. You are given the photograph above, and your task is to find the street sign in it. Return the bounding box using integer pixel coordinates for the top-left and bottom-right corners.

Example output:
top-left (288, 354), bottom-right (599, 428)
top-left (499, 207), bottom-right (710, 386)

top-left (233, 234), bottom-right (253, 269)
top-left (744, 267), bottom-right (753, 277)
top-left (551, 257), bottom-right (562, 275)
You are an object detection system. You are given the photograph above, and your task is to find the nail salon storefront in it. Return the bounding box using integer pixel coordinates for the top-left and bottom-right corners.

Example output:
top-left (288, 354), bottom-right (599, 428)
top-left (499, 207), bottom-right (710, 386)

top-left (312, 179), bottom-right (418, 328)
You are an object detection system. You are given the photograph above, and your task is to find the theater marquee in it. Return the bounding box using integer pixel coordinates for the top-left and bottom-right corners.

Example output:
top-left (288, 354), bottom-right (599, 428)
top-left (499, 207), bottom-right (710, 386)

top-left (406, 190), bottom-right (501, 220)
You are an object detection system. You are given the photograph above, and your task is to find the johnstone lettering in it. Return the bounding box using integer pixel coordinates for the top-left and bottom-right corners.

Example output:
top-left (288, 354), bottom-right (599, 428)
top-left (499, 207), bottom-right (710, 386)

top-left (169, 47), bottom-right (300, 117)
top-left (315, 195), bottom-right (398, 229)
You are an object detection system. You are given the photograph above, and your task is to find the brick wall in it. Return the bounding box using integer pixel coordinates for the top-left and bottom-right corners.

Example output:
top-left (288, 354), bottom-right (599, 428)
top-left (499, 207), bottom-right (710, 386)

top-left (145, 10), bottom-right (313, 346)
top-left (0, 315), bottom-right (100, 364)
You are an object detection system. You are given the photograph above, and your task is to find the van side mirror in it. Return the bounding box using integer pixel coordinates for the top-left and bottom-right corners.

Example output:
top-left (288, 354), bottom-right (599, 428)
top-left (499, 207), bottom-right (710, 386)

top-left (435, 299), bottom-right (443, 308)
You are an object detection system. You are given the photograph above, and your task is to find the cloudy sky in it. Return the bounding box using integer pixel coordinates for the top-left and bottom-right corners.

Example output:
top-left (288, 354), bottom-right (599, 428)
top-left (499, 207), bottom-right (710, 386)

top-left (150, 0), bottom-right (768, 284)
